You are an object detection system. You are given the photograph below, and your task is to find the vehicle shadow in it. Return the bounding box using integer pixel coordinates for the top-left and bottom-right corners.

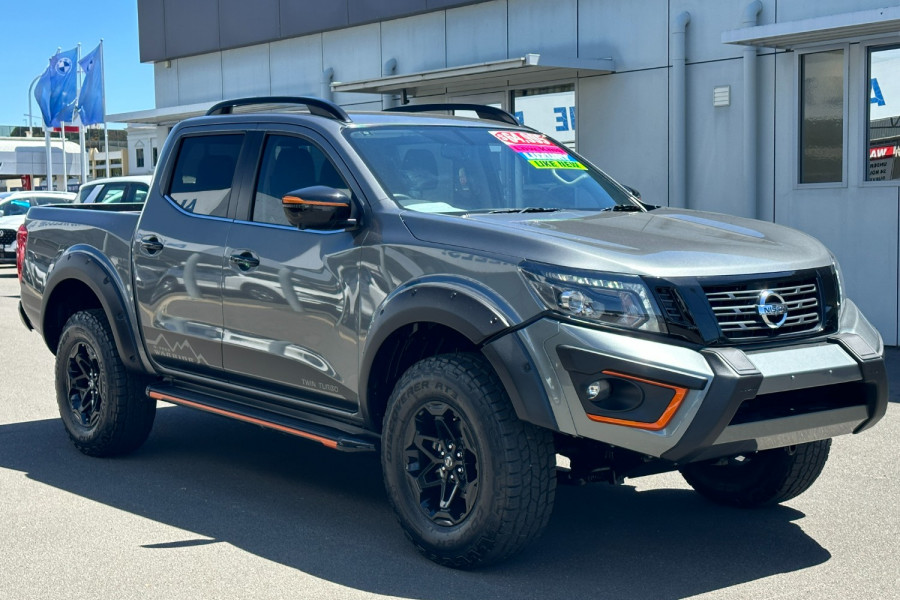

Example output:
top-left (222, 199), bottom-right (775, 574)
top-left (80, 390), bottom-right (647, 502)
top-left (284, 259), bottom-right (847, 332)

top-left (0, 407), bottom-right (830, 600)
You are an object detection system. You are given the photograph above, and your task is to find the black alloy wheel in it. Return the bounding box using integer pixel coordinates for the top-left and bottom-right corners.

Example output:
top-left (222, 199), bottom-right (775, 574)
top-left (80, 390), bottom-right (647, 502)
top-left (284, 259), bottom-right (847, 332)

top-left (403, 401), bottom-right (480, 526)
top-left (65, 340), bottom-right (104, 430)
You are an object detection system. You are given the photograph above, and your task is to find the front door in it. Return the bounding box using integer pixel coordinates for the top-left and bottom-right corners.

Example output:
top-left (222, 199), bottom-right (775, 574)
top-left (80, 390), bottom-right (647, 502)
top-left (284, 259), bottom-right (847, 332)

top-left (222, 131), bottom-right (364, 412)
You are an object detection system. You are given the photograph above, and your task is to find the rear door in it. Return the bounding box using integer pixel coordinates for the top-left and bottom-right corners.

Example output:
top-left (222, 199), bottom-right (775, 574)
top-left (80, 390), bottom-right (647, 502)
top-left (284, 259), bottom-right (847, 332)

top-left (221, 127), bottom-right (366, 411)
top-left (133, 129), bottom-right (247, 377)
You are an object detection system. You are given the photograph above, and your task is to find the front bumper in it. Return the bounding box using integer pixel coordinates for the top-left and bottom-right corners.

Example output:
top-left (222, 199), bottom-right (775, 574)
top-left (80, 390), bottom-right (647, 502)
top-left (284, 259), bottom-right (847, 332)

top-left (0, 242), bottom-right (15, 264)
top-left (517, 299), bottom-right (887, 463)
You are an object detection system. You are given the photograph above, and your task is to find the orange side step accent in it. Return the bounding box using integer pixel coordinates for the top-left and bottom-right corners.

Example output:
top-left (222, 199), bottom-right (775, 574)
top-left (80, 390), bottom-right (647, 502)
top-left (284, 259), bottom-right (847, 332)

top-left (149, 391), bottom-right (339, 449)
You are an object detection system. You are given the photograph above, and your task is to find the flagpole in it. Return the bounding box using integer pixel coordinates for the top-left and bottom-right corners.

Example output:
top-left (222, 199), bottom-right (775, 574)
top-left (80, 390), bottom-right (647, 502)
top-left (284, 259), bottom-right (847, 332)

top-left (77, 42), bottom-right (87, 185)
top-left (60, 121), bottom-right (68, 191)
top-left (44, 127), bottom-right (53, 191)
top-left (100, 40), bottom-right (110, 178)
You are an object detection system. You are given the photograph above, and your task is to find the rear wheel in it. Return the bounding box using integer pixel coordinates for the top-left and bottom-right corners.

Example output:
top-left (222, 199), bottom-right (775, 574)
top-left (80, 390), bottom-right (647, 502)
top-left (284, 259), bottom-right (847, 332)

top-left (55, 309), bottom-right (156, 456)
top-left (679, 440), bottom-right (831, 507)
top-left (381, 353), bottom-right (556, 568)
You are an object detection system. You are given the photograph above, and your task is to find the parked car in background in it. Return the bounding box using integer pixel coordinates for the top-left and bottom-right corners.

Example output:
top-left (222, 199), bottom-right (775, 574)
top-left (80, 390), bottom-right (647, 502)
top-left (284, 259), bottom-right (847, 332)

top-left (0, 190), bottom-right (75, 217)
top-left (75, 175), bottom-right (153, 205)
top-left (0, 191), bottom-right (75, 264)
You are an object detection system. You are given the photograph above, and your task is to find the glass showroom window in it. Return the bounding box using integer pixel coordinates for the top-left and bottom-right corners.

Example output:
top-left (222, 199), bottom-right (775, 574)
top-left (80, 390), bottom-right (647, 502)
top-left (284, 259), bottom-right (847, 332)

top-left (799, 49), bottom-right (844, 184)
top-left (513, 85), bottom-right (576, 149)
top-left (135, 142), bottom-right (145, 169)
top-left (867, 46), bottom-right (900, 181)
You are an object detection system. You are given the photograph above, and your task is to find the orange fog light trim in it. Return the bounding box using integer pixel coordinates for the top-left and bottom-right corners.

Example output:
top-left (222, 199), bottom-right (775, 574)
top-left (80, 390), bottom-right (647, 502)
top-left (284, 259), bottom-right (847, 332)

top-left (584, 370), bottom-right (689, 431)
top-left (149, 391), bottom-right (339, 449)
top-left (282, 195), bottom-right (346, 207)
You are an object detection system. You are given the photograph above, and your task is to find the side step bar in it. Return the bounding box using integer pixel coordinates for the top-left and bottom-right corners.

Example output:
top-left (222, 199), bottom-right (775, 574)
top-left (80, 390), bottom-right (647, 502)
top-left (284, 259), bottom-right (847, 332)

top-left (147, 384), bottom-right (377, 453)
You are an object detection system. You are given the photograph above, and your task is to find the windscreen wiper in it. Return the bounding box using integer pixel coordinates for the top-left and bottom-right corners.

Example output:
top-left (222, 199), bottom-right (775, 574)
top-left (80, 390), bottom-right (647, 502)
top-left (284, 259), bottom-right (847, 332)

top-left (600, 205), bottom-right (645, 212)
top-left (486, 207), bottom-right (563, 214)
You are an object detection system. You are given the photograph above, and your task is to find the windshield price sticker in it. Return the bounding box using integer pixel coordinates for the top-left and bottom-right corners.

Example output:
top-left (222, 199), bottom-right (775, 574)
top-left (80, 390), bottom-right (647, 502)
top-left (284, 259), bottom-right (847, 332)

top-left (490, 130), bottom-right (586, 170)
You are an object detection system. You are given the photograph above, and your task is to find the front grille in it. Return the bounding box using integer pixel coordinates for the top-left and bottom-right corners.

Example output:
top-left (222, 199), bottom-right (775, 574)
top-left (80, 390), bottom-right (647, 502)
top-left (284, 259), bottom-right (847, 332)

top-left (0, 229), bottom-right (16, 245)
top-left (704, 278), bottom-right (821, 341)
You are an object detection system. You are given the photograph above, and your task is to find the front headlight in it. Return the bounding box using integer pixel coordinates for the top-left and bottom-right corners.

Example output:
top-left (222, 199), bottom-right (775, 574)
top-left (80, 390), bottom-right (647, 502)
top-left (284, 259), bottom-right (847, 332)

top-left (520, 261), bottom-right (667, 333)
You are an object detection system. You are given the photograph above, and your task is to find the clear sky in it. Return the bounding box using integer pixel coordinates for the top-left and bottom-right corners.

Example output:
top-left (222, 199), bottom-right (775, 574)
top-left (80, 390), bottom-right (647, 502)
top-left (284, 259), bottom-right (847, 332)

top-left (0, 1), bottom-right (154, 128)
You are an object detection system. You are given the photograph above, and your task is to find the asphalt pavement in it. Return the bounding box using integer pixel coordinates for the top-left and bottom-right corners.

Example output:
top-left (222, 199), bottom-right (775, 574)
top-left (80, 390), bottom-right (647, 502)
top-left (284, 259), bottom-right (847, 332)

top-left (1, 264), bottom-right (898, 600)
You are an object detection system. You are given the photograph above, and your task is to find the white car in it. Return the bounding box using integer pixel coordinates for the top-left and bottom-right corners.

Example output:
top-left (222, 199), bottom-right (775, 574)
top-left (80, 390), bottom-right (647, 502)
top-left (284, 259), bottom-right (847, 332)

top-left (75, 175), bottom-right (153, 204)
top-left (0, 191), bottom-right (75, 264)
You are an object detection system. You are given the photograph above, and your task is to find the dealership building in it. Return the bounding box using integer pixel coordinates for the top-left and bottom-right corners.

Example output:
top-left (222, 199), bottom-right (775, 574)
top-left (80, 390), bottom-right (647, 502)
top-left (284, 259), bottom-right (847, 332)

top-left (116, 0), bottom-right (900, 344)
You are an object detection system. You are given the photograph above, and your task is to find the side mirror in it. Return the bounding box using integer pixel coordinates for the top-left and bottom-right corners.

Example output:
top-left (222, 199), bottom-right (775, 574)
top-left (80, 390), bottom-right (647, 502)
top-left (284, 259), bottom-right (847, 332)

top-left (623, 185), bottom-right (641, 200)
top-left (282, 186), bottom-right (355, 230)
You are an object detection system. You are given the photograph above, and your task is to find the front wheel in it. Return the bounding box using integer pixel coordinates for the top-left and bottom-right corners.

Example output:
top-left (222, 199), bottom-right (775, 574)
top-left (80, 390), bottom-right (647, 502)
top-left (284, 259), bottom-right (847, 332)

top-left (381, 353), bottom-right (556, 569)
top-left (679, 439), bottom-right (831, 508)
top-left (55, 309), bottom-right (156, 457)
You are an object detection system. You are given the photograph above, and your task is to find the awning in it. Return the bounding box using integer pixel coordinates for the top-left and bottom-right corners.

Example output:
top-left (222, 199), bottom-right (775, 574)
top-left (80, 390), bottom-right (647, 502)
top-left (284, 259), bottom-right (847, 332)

top-left (331, 54), bottom-right (615, 96)
top-left (106, 101), bottom-right (217, 126)
top-left (722, 6), bottom-right (900, 48)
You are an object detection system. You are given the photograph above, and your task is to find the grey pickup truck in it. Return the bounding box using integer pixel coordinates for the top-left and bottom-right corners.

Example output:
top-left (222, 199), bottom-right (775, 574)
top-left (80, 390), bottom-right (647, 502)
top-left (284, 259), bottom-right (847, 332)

top-left (18, 97), bottom-right (887, 568)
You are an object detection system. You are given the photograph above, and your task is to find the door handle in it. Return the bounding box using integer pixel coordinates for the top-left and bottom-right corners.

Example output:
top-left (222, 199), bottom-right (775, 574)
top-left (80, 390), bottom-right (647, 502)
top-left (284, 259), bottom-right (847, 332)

top-left (230, 251), bottom-right (260, 271)
top-left (140, 235), bottom-right (164, 255)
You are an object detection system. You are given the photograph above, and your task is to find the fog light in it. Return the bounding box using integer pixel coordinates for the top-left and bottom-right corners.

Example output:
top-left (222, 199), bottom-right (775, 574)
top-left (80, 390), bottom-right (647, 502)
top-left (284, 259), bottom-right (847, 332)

top-left (586, 380), bottom-right (611, 401)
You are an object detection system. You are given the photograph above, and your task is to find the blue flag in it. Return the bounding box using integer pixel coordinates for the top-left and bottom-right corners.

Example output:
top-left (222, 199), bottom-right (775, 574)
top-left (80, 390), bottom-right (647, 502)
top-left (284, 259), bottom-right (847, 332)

top-left (34, 47), bottom-right (78, 128)
top-left (78, 44), bottom-right (105, 125)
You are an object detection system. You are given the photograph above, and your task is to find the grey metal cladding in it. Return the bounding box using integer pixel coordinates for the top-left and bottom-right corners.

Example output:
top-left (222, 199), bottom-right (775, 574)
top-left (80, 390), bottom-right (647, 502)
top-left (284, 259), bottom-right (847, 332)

top-left (164, 0), bottom-right (221, 59)
top-left (220, 0), bottom-right (280, 48)
top-left (280, 1), bottom-right (349, 38)
top-left (348, 0), bottom-right (427, 23)
top-left (138, 0), bottom-right (491, 62)
top-left (138, 0), bottom-right (167, 62)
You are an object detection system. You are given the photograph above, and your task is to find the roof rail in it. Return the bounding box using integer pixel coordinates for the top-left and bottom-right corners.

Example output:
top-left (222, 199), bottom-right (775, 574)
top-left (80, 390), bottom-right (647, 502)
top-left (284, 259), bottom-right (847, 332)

top-left (206, 96), bottom-right (351, 122)
top-left (385, 103), bottom-right (520, 126)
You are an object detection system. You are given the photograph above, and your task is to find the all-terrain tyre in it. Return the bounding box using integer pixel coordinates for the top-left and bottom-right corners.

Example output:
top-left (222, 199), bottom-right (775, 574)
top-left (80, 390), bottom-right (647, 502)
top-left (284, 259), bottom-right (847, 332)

top-left (381, 353), bottom-right (556, 569)
top-left (679, 439), bottom-right (831, 507)
top-left (55, 309), bottom-right (156, 456)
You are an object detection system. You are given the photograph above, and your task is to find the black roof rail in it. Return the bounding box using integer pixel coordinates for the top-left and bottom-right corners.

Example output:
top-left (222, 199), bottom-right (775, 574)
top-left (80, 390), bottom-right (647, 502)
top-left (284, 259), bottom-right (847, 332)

top-left (206, 96), bottom-right (351, 122)
top-left (385, 103), bottom-right (520, 126)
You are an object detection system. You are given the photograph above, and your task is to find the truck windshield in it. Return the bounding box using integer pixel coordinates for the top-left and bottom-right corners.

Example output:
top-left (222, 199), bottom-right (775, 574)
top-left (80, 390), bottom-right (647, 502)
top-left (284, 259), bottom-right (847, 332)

top-left (345, 126), bottom-right (637, 214)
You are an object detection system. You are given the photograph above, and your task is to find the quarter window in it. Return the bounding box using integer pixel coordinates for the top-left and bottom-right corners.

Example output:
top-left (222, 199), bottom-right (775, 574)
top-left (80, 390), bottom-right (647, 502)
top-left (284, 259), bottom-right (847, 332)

top-left (168, 134), bottom-right (243, 217)
top-left (867, 46), bottom-right (900, 181)
top-left (799, 49), bottom-right (844, 184)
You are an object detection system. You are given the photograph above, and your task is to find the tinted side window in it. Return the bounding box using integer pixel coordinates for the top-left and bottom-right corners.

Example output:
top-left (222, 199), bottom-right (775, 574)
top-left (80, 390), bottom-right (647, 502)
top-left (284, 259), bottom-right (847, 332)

top-left (169, 134), bottom-right (244, 217)
top-left (95, 183), bottom-right (128, 204)
top-left (252, 134), bottom-right (349, 225)
top-left (132, 185), bottom-right (149, 204)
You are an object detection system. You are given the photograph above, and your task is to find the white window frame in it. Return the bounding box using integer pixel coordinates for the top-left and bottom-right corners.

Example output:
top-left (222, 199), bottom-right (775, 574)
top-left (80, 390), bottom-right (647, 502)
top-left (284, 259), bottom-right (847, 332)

top-left (793, 43), bottom-right (850, 189)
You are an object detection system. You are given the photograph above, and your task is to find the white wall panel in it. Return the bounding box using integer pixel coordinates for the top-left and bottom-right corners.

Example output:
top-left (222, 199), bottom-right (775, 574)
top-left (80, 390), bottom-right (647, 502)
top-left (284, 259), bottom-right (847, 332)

top-left (671, 0), bottom-right (777, 64)
top-left (222, 45), bottom-right (271, 99)
top-left (324, 23), bottom-right (382, 106)
top-left (154, 61), bottom-right (180, 108)
top-left (507, 0), bottom-right (576, 58)
top-left (778, 0), bottom-right (899, 22)
top-left (578, 70), bottom-right (669, 206)
top-left (270, 35), bottom-right (325, 97)
top-left (578, 0), bottom-right (668, 71)
top-left (177, 53), bottom-right (223, 105)
top-left (446, 0), bottom-right (508, 66)
top-left (685, 59), bottom-right (748, 217)
top-left (382, 12), bottom-right (447, 74)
